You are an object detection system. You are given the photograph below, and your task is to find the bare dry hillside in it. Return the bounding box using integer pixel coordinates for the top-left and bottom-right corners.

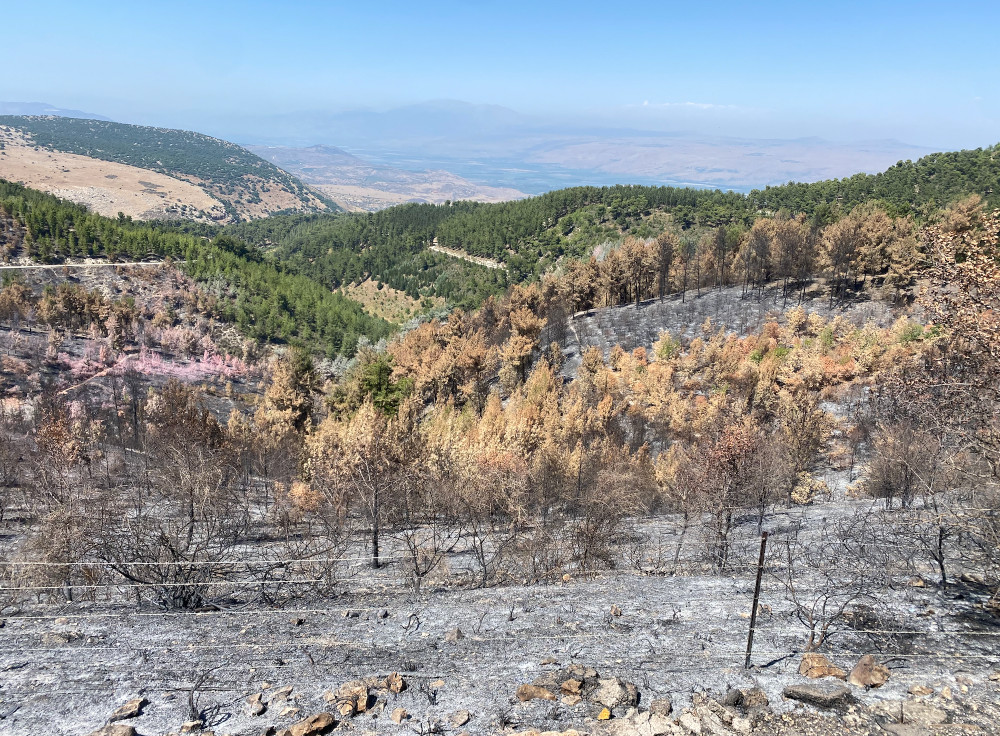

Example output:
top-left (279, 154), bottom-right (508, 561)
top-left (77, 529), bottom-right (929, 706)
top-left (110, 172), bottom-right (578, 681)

top-left (0, 127), bottom-right (226, 222)
top-left (0, 117), bottom-right (335, 223)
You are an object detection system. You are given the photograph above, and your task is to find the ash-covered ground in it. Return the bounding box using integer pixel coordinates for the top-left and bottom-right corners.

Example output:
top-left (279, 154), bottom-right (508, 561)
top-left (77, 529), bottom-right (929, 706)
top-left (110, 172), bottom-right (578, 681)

top-left (2, 497), bottom-right (998, 736)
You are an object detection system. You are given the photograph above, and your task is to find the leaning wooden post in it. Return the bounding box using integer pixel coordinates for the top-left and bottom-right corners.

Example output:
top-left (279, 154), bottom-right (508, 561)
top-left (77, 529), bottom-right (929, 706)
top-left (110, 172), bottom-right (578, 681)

top-left (745, 531), bottom-right (768, 669)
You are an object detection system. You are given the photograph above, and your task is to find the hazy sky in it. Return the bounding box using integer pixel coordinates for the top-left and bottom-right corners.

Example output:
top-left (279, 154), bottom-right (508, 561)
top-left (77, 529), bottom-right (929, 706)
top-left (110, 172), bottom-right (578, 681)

top-left (3, 0), bottom-right (998, 148)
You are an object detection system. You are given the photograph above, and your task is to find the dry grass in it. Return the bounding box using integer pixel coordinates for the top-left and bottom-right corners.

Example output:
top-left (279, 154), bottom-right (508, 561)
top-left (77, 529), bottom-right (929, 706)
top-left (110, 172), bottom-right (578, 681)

top-left (341, 279), bottom-right (441, 323)
top-left (0, 127), bottom-right (226, 221)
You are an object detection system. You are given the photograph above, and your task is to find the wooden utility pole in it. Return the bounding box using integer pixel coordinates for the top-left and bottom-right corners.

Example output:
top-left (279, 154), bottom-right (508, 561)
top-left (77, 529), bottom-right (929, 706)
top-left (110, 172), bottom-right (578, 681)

top-left (745, 531), bottom-right (768, 669)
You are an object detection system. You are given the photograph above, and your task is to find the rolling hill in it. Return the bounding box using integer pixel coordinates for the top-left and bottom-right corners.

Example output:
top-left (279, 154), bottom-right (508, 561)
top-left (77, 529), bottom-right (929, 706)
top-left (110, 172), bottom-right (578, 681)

top-left (0, 116), bottom-right (337, 223)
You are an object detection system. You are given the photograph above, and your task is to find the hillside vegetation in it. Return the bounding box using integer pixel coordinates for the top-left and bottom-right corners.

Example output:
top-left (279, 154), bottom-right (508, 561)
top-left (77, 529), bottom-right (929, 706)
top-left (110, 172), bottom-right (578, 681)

top-left (0, 116), bottom-right (336, 222)
top-left (2, 142), bottom-right (1000, 736)
top-left (0, 180), bottom-right (388, 354)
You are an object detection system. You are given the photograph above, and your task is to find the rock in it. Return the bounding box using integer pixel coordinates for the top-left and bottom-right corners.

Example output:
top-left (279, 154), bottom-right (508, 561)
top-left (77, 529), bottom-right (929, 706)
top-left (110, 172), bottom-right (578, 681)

top-left (561, 678), bottom-right (583, 695)
top-left (875, 700), bottom-right (947, 726)
top-left (516, 684), bottom-right (557, 702)
top-left (610, 604), bottom-right (623, 617)
top-left (390, 708), bottom-right (408, 724)
top-left (430, 679), bottom-right (445, 688)
top-left (847, 654), bottom-right (890, 689)
top-left (590, 677), bottom-right (639, 709)
top-left (799, 652), bottom-right (847, 679)
top-left (940, 686), bottom-right (952, 700)
top-left (597, 707), bottom-right (612, 720)
top-left (739, 688), bottom-right (768, 709)
top-left (270, 685), bottom-right (294, 702)
top-left (285, 712), bottom-right (335, 736)
top-left (450, 710), bottom-right (470, 726)
top-left (907, 575), bottom-right (927, 587)
top-left (247, 692), bottom-right (266, 716)
top-left (678, 712), bottom-right (702, 733)
top-left (908, 685), bottom-right (934, 696)
top-left (333, 680), bottom-right (371, 717)
top-left (377, 609), bottom-right (389, 619)
top-left (280, 707), bottom-right (300, 718)
top-left (444, 627), bottom-right (465, 642)
top-left (109, 697), bottom-right (148, 722)
top-left (87, 727), bottom-right (137, 736)
top-left (181, 721), bottom-right (203, 733)
top-left (541, 656), bottom-right (558, 665)
top-left (562, 695), bottom-right (582, 706)
top-left (649, 697), bottom-right (672, 716)
top-left (731, 716), bottom-right (751, 735)
top-left (383, 671), bottom-right (405, 694)
top-left (783, 681), bottom-right (851, 708)
top-left (290, 617), bottom-right (304, 626)
top-left (42, 630), bottom-right (81, 645)
top-left (720, 689), bottom-right (743, 707)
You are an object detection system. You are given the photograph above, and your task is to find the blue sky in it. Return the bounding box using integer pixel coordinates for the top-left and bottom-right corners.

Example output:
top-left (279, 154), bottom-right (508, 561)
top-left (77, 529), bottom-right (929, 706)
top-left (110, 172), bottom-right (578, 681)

top-left (2, 0), bottom-right (998, 148)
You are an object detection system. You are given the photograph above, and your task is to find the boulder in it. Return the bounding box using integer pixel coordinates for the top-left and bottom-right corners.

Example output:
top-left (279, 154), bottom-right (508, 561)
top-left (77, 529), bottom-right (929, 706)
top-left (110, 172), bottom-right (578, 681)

top-left (847, 654), bottom-right (890, 689)
top-left (382, 671), bottom-right (406, 693)
top-left (516, 684), bottom-right (557, 702)
top-left (246, 692), bottom-right (266, 716)
top-left (284, 712), bottom-right (335, 736)
top-left (109, 698), bottom-right (148, 722)
top-left (720, 689), bottom-right (743, 707)
top-left (590, 677), bottom-right (639, 709)
top-left (783, 681), bottom-right (851, 708)
top-left (799, 652), bottom-right (846, 679)
top-left (332, 681), bottom-right (371, 717)
top-left (390, 708), bottom-right (408, 724)
top-left (678, 712), bottom-right (702, 733)
top-left (87, 727), bottom-right (137, 736)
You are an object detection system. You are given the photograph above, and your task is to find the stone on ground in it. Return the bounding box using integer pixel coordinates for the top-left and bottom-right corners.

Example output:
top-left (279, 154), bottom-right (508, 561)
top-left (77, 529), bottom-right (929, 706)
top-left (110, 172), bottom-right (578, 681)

top-left (799, 652), bottom-right (847, 679)
top-left (590, 677), bottom-right (639, 709)
top-left (109, 697), bottom-right (148, 722)
top-left (847, 654), bottom-right (890, 689)
top-left (517, 684), bottom-right (558, 702)
top-left (783, 681), bottom-right (851, 708)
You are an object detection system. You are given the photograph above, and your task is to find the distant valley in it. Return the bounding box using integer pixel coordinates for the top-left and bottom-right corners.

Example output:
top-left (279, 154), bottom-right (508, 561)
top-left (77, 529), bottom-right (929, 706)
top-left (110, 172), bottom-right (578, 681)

top-left (248, 143), bottom-right (527, 211)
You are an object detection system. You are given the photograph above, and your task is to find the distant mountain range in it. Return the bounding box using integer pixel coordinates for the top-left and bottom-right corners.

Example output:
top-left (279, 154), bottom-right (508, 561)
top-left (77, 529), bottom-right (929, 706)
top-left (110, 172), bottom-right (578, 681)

top-left (0, 99), bottom-right (943, 205)
top-left (206, 100), bottom-right (937, 194)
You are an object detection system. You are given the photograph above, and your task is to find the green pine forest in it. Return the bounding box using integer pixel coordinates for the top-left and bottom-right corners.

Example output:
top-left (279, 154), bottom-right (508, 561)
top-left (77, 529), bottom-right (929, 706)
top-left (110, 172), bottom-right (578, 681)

top-left (1, 141), bottom-right (998, 356)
